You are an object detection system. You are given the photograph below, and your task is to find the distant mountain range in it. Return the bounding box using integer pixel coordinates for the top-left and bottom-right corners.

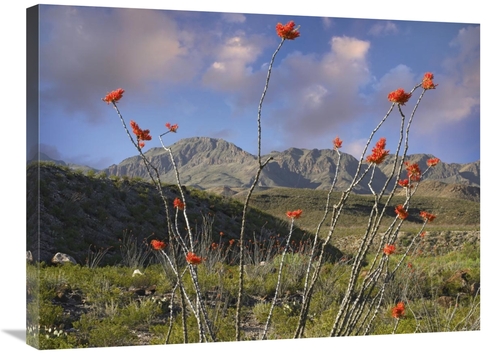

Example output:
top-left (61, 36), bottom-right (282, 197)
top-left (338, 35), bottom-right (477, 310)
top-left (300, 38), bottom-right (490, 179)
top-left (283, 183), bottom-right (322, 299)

top-left (35, 137), bottom-right (480, 199)
top-left (35, 152), bottom-right (98, 173)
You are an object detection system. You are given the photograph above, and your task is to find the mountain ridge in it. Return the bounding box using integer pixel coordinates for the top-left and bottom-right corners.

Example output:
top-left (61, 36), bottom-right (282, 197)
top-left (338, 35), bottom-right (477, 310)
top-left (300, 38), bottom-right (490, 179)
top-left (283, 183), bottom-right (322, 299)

top-left (35, 137), bottom-right (480, 198)
top-left (102, 137), bottom-right (480, 196)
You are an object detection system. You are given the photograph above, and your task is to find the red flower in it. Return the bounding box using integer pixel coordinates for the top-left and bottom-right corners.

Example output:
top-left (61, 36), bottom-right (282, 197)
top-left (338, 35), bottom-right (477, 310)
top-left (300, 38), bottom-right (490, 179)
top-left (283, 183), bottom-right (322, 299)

top-left (366, 138), bottom-right (389, 165)
top-left (423, 72), bottom-right (434, 81)
top-left (286, 209), bottom-right (303, 219)
top-left (420, 211), bottom-right (436, 222)
top-left (405, 162), bottom-right (422, 182)
top-left (420, 231), bottom-right (426, 238)
top-left (426, 157), bottom-right (440, 167)
top-left (395, 205), bottom-right (408, 220)
top-left (333, 136), bottom-right (343, 150)
top-left (383, 244), bottom-right (396, 255)
top-left (102, 88), bottom-right (125, 104)
top-left (276, 21), bottom-right (300, 40)
top-left (130, 120), bottom-right (152, 148)
top-left (173, 198), bottom-right (185, 211)
top-left (165, 123), bottom-right (178, 133)
top-left (151, 239), bottom-right (166, 250)
top-left (422, 72), bottom-right (438, 90)
top-left (229, 239), bottom-right (235, 246)
top-left (391, 302), bottom-right (405, 318)
top-left (398, 179), bottom-right (410, 188)
top-left (186, 252), bottom-right (203, 265)
top-left (388, 88), bottom-right (411, 105)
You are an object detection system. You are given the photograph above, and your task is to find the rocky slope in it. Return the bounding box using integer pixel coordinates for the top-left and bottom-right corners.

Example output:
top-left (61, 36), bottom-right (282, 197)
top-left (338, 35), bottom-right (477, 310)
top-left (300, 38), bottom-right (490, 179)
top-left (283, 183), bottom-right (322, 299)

top-left (101, 137), bottom-right (480, 197)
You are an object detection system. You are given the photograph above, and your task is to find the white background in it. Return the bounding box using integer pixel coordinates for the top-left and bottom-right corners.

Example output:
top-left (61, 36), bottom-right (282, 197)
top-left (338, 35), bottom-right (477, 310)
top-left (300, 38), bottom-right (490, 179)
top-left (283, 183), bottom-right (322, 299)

top-left (1, 1), bottom-right (494, 353)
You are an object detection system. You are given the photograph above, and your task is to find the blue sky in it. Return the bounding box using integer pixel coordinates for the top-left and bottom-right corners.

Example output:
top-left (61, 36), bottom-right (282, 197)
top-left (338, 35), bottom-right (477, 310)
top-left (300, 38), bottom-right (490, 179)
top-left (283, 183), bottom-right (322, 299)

top-left (31, 4), bottom-right (480, 169)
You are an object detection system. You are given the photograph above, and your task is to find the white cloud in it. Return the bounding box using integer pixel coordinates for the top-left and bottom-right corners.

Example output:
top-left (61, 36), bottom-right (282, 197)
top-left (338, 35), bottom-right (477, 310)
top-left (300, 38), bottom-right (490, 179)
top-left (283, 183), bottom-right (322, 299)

top-left (344, 138), bottom-right (371, 160)
top-left (445, 25), bottom-right (480, 92)
top-left (221, 13), bottom-right (246, 23)
top-left (368, 21), bottom-right (398, 36)
top-left (304, 84), bottom-right (328, 106)
top-left (40, 6), bottom-right (204, 123)
top-left (374, 65), bottom-right (415, 97)
top-left (330, 36), bottom-right (370, 60)
top-left (411, 25), bottom-right (479, 134)
top-left (322, 17), bottom-right (333, 29)
top-left (201, 34), bottom-right (268, 93)
top-left (261, 36), bottom-right (373, 150)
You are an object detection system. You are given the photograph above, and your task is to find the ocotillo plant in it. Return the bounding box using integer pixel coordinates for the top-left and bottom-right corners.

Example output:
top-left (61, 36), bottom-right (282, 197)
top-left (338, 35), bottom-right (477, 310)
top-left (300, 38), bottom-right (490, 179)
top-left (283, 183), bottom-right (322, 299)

top-left (102, 20), bottom-right (442, 343)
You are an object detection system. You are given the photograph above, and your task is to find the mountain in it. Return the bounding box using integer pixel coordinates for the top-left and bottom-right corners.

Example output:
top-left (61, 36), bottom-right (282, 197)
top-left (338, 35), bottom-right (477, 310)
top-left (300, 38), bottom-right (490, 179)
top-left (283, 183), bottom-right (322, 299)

top-left (101, 137), bottom-right (480, 197)
top-left (28, 152), bottom-right (98, 173)
top-left (104, 137), bottom-right (259, 189)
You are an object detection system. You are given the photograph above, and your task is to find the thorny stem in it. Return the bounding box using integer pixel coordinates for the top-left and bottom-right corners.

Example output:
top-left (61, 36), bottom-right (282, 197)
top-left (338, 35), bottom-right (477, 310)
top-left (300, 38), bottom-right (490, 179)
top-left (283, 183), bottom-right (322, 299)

top-left (294, 148), bottom-right (342, 338)
top-left (330, 85), bottom-right (430, 337)
top-left (234, 156), bottom-right (272, 340)
top-left (159, 135), bottom-right (216, 342)
top-left (344, 109), bottom-right (408, 333)
top-left (159, 136), bottom-right (196, 251)
top-left (155, 251), bottom-right (189, 343)
top-left (113, 103), bottom-right (194, 340)
top-left (235, 37), bottom-right (285, 341)
top-left (256, 38), bottom-right (285, 165)
top-left (392, 318), bottom-right (401, 334)
top-left (112, 103), bottom-right (174, 236)
top-left (261, 218), bottom-right (296, 340)
top-left (114, 103), bottom-right (215, 342)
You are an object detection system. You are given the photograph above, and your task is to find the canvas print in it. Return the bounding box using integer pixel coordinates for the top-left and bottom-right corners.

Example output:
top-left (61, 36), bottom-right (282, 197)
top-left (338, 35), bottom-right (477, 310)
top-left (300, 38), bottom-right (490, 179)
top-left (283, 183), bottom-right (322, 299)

top-left (26, 4), bottom-right (480, 350)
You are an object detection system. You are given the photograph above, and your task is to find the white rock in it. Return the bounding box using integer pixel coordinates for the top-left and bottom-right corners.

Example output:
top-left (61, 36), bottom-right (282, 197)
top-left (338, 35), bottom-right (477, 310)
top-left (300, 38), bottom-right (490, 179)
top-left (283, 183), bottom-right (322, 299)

top-left (132, 269), bottom-right (144, 277)
top-left (51, 252), bottom-right (77, 265)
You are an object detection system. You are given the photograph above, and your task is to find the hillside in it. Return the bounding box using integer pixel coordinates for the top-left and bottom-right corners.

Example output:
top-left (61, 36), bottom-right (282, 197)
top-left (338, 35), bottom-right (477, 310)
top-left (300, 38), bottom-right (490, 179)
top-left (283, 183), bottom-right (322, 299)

top-left (28, 160), bottom-right (480, 265)
top-left (27, 162), bottom-right (341, 264)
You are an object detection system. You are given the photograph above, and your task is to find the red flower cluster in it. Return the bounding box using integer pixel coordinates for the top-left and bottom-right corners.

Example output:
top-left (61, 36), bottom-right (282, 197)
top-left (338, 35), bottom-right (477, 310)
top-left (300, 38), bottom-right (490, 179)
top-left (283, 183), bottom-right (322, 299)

top-left (398, 179), bottom-right (410, 188)
top-left (276, 21), bottom-right (300, 40)
top-left (151, 239), bottom-right (166, 250)
top-left (186, 252), bottom-right (203, 265)
top-left (420, 211), bottom-right (436, 222)
top-left (333, 136), bottom-right (343, 150)
top-left (422, 72), bottom-right (438, 90)
top-left (426, 157), bottom-right (440, 167)
top-left (405, 161), bottom-right (422, 182)
top-left (102, 88), bottom-right (125, 104)
top-left (173, 198), bottom-right (185, 211)
top-left (384, 244), bottom-right (396, 255)
top-left (392, 302), bottom-right (405, 318)
top-left (366, 138), bottom-right (389, 165)
top-left (130, 120), bottom-right (152, 148)
top-left (395, 205), bottom-right (408, 220)
top-left (286, 209), bottom-right (303, 219)
top-left (388, 88), bottom-right (411, 105)
top-left (165, 123), bottom-right (178, 133)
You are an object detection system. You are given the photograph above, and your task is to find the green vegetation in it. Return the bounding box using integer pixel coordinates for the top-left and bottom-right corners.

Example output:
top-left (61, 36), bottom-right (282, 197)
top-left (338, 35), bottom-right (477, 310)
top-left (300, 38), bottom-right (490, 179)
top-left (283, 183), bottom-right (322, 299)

top-left (27, 162), bottom-right (480, 349)
top-left (27, 162), bottom-right (479, 264)
top-left (26, 241), bottom-right (479, 348)
top-left (235, 187), bottom-right (480, 234)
